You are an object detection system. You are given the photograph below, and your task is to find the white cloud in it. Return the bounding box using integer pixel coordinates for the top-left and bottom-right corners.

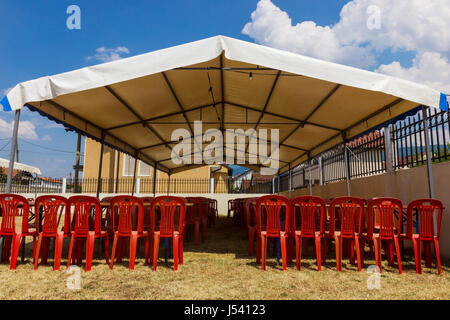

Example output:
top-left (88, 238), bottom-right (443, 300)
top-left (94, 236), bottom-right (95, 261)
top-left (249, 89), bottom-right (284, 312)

top-left (376, 52), bottom-right (450, 93)
top-left (0, 118), bottom-right (39, 140)
top-left (242, 0), bottom-right (375, 68)
top-left (87, 46), bottom-right (130, 63)
top-left (41, 134), bottom-right (52, 141)
top-left (243, 0), bottom-right (450, 65)
top-left (334, 0), bottom-right (450, 55)
top-left (1, 87), bottom-right (12, 96)
top-left (243, 0), bottom-right (450, 90)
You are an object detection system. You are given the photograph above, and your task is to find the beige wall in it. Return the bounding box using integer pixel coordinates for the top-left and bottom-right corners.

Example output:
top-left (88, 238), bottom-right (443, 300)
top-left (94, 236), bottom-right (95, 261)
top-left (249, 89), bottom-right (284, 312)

top-left (283, 161), bottom-right (450, 258)
top-left (83, 138), bottom-right (228, 180)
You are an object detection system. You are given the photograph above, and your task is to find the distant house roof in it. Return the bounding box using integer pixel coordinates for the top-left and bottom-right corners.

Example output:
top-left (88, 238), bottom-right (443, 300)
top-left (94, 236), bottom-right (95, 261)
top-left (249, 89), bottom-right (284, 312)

top-left (347, 130), bottom-right (384, 149)
top-left (0, 158), bottom-right (42, 175)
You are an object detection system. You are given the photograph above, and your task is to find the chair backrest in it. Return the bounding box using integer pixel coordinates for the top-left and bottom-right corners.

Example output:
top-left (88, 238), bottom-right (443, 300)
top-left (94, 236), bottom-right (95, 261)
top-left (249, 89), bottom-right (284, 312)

top-left (150, 196), bottom-right (185, 237)
top-left (244, 197), bottom-right (258, 230)
top-left (256, 195), bottom-right (290, 237)
top-left (407, 198), bottom-right (443, 240)
top-left (290, 196), bottom-right (326, 237)
top-left (185, 197), bottom-right (204, 224)
top-left (35, 195), bottom-right (69, 235)
top-left (110, 196), bottom-right (144, 235)
top-left (329, 197), bottom-right (365, 238)
top-left (68, 195), bottom-right (102, 236)
top-left (141, 197), bottom-right (154, 230)
top-left (0, 194), bottom-right (29, 235)
top-left (367, 197), bottom-right (403, 240)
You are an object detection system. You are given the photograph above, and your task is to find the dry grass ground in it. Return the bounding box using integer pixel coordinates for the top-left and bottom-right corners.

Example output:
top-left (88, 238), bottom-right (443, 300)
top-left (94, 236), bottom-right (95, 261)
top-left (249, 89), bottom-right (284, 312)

top-left (0, 216), bottom-right (448, 300)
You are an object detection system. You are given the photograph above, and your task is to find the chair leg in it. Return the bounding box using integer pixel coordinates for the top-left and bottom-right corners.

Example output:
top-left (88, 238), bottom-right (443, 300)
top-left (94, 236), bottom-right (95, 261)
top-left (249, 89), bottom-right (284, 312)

top-left (54, 233), bottom-right (64, 271)
top-left (85, 233), bottom-right (95, 272)
top-left (2, 236), bottom-right (12, 262)
top-left (144, 236), bottom-right (149, 265)
top-left (261, 234), bottom-right (267, 271)
top-left (173, 236), bottom-right (179, 271)
top-left (256, 236), bottom-right (261, 265)
top-left (34, 234), bottom-right (43, 270)
top-left (373, 237), bottom-right (382, 273)
top-left (359, 238), bottom-right (366, 267)
top-left (129, 233), bottom-right (138, 270)
top-left (336, 235), bottom-right (342, 272)
top-left (314, 236), bottom-right (322, 272)
top-left (67, 235), bottom-right (76, 268)
top-left (394, 236), bottom-right (402, 274)
top-left (10, 234), bottom-right (23, 270)
top-left (355, 235), bottom-right (361, 272)
top-left (110, 234), bottom-right (118, 270)
top-left (412, 237), bottom-right (421, 274)
top-left (179, 237), bottom-right (184, 265)
top-left (295, 236), bottom-right (302, 271)
top-left (433, 238), bottom-right (442, 275)
top-left (280, 235), bottom-right (287, 271)
top-left (153, 234), bottom-right (160, 271)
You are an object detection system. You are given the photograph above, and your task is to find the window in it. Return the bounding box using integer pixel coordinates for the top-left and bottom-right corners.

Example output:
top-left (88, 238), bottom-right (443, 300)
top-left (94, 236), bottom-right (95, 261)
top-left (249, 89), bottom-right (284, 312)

top-left (139, 161), bottom-right (152, 176)
top-left (122, 154), bottom-right (136, 177)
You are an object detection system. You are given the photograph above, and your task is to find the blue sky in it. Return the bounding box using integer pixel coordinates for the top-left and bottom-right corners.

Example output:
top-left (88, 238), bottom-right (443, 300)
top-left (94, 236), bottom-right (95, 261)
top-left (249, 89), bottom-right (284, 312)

top-left (1, 0), bottom-right (449, 177)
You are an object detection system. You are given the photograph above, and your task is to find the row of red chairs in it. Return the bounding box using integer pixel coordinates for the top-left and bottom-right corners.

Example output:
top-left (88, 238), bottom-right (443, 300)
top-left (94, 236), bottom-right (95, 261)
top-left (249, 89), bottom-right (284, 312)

top-left (229, 196), bottom-right (443, 274)
top-left (0, 194), bottom-right (217, 272)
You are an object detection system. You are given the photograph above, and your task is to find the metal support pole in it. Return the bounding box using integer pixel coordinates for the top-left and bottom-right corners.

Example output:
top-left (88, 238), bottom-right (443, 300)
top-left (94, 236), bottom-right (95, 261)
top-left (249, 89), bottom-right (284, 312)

top-left (308, 159), bottom-right (313, 196)
top-left (153, 164), bottom-right (157, 197)
top-left (167, 174), bottom-right (171, 195)
top-left (288, 164), bottom-right (292, 191)
top-left (96, 135), bottom-right (105, 199)
top-left (318, 157), bottom-right (324, 185)
top-left (115, 151), bottom-right (120, 194)
top-left (344, 143), bottom-right (351, 196)
top-left (277, 174), bottom-right (280, 195)
top-left (384, 126), bottom-right (394, 173)
top-left (74, 133), bottom-right (82, 193)
top-left (6, 110), bottom-right (21, 193)
top-left (422, 106), bottom-right (435, 198)
top-left (131, 155), bottom-right (138, 196)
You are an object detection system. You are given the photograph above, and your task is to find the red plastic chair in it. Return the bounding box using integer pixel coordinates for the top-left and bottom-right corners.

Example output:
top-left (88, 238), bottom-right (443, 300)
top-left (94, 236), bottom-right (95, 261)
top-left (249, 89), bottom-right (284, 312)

top-left (0, 194), bottom-right (37, 269)
top-left (66, 195), bottom-right (109, 271)
top-left (149, 196), bottom-right (185, 271)
top-left (404, 199), bottom-right (443, 274)
top-left (109, 196), bottom-right (149, 270)
top-left (256, 195), bottom-right (290, 271)
top-left (363, 198), bottom-right (403, 274)
top-left (185, 197), bottom-right (208, 245)
top-left (323, 197), bottom-right (365, 271)
top-left (290, 196), bottom-right (326, 271)
top-left (244, 197), bottom-right (258, 256)
top-left (33, 195), bottom-right (71, 271)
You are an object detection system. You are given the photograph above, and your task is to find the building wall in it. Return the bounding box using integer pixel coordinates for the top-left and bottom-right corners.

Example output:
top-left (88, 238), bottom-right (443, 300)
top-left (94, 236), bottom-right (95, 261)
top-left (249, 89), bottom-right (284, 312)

top-left (83, 138), bottom-right (227, 180)
top-left (283, 160), bottom-right (450, 258)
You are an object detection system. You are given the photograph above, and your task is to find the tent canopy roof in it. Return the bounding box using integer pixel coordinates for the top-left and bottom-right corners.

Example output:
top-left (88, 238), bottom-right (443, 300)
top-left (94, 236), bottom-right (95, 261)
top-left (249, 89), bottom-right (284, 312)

top-left (1, 36), bottom-right (447, 174)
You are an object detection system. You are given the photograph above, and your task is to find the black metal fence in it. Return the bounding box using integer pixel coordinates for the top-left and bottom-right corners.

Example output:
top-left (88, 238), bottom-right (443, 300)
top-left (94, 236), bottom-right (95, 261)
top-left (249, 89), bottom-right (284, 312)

top-left (278, 107), bottom-right (449, 193)
top-left (392, 108), bottom-right (449, 170)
